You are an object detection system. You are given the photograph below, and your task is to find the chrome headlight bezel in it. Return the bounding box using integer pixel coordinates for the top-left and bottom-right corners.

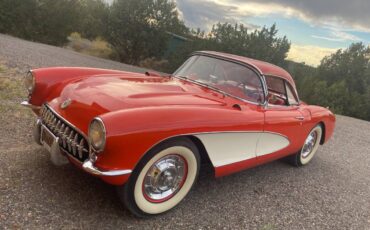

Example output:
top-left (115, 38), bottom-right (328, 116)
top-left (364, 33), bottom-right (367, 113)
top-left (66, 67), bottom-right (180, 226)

top-left (88, 117), bottom-right (106, 153)
top-left (24, 70), bottom-right (35, 95)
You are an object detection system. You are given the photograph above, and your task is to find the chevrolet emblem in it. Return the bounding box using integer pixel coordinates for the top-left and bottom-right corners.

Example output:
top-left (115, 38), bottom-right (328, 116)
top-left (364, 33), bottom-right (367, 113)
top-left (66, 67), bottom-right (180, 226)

top-left (60, 98), bottom-right (72, 109)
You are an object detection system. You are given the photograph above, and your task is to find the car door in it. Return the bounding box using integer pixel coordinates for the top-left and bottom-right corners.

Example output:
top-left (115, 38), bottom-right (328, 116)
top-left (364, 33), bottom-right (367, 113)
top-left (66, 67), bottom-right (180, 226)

top-left (259, 76), bottom-right (306, 159)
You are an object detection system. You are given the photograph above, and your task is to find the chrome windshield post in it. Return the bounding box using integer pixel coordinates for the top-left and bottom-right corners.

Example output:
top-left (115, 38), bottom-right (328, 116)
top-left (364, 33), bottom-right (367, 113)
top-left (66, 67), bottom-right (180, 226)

top-left (259, 74), bottom-right (269, 108)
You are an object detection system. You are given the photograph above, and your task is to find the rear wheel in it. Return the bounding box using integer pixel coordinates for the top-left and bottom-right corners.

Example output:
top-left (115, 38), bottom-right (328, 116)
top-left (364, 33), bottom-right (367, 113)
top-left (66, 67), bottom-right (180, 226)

top-left (117, 138), bottom-right (200, 217)
top-left (287, 125), bottom-right (323, 166)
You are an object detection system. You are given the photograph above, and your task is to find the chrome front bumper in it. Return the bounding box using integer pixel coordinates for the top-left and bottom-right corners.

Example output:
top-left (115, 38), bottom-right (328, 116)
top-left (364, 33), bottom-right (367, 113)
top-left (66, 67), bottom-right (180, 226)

top-left (82, 160), bottom-right (132, 176)
top-left (33, 116), bottom-right (132, 177)
top-left (21, 101), bottom-right (41, 110)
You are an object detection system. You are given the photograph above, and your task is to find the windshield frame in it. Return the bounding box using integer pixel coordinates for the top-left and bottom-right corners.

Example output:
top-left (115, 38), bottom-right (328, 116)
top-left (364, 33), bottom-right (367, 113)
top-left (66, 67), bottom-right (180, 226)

top-left (173, 52), bottom-right (268, 106)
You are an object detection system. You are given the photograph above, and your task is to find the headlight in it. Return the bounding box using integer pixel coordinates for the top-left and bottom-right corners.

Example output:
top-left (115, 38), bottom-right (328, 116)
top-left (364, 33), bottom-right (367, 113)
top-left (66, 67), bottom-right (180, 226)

top-left (24, 71), bottom-right (35, 95)
top-left (88, 118), bottom-right (106, 152)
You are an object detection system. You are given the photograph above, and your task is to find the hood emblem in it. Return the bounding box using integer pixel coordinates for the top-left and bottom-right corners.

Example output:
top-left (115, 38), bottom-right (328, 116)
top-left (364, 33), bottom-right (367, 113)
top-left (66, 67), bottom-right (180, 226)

top-left (60, 98), bottom-right (72, 109)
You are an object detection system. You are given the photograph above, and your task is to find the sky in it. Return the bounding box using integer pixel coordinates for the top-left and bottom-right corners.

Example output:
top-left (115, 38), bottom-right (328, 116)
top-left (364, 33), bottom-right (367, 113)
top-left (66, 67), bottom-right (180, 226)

top-left (175, 0), bottom-right (370, 66)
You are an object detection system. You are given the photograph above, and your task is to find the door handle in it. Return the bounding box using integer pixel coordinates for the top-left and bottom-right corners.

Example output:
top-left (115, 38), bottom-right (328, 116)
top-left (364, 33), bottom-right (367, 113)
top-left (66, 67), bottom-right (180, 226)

top-left (295, 116), bottom-right (305, 121)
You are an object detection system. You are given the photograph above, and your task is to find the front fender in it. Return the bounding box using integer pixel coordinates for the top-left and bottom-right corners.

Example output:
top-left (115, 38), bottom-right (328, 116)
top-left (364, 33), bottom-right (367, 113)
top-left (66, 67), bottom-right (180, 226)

top-left (93, 105), bottom-right (263, 184)
top-left (29, 67), bottom-right (129, 106)
top-left (306, 105), bottom-right (336, 144)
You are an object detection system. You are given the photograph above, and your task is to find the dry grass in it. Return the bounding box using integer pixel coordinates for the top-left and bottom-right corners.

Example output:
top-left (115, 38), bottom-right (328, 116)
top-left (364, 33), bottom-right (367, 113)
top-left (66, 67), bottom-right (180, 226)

top-left (65, 32), bottom-right (115, 59)
top-left (0, 61), bottom-right (31, 116)
top-left (138, 57), bottom-right (168, 71)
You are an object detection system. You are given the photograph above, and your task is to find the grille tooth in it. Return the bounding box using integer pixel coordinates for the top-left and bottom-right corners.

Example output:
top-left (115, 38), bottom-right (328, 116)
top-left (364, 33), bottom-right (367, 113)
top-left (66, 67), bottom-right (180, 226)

top-left (68, 130), bottom-right (74, 153)
top-left (51, 117), bottom-right (57, 131)
top-left (41, 105), bottom-right (89, 162)
top-left (45, 110), bottom-right (50, 123)
top-left (78, 139), bottom-right (84, 158)
top-left (72, 133), bottom-right (78, 156)
top-left (60, 124), bottom-right (66, 147)
top-left (55, 121), bottom-right (61, 135)
top-left (59, 123), bottom-right (65, 138)
top-left (45, 111), bottom-right (50, 125)
top-left (40, 107), bottom-right (45, 117)
top-left (47, 111), bottom-right (52, 125)
top-left (63, 126), bottom-right (69, 148)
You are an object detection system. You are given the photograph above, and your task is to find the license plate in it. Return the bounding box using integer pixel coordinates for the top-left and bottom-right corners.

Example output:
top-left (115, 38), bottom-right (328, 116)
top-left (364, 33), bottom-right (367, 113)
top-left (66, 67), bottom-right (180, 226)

top-left (41, 125), bottom-right (56, 151)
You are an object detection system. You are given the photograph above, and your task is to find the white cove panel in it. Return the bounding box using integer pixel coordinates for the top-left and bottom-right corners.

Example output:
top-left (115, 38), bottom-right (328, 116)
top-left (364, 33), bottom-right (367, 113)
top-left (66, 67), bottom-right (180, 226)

top-left (194, 133), bottom-right (260, 167)
top-left (195, 132), bottom-right (290, 167)
top-left (256, 133), bottom-right (289, 157)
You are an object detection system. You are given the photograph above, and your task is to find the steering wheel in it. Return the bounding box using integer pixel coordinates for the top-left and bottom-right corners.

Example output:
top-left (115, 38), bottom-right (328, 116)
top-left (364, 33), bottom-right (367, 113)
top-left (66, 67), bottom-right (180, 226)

top-left (237, 82), bottom-right (263, 102)
top-left (209, 74), bottom-right (228, 84)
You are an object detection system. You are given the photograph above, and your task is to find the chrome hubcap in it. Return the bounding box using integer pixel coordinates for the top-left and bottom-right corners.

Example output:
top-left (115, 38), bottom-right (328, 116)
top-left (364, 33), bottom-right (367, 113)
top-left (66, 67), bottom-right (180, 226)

top-left (143, 155), bottom-right (187, 202)
top-left (301, 131), bottom-right (318, 158)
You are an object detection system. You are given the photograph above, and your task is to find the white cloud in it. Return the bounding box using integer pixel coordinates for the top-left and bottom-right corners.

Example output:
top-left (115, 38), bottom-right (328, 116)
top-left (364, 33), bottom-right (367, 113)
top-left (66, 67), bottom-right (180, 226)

top-left (312, 30), bottom-right (361, 42)
top-left (311, 35), bottom-right (344, 42)
top-left (176, 0), bottom-right (370, 34)
top-left (331, 31), bottom-right (361, 42)
top-left (226, 0), bottom-right (370, 33)
top-left (287, 44), bottom-right (339, 67)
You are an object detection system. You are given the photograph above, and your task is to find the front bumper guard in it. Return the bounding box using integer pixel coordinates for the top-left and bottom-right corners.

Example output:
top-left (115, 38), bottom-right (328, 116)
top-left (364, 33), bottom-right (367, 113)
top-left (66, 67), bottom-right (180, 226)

top-left (82, 160), bottom-right (132, 176)
top-left (32, 114), bottom-right (132, 177)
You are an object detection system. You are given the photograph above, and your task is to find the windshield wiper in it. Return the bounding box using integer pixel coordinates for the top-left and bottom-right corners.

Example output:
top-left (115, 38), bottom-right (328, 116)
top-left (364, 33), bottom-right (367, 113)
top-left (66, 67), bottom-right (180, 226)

top-left (175, 75), bottom-right (188, 80)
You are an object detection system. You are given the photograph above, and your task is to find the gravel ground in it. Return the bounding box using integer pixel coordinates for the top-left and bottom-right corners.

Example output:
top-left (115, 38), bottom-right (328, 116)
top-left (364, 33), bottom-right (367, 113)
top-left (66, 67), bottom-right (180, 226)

top-left (0, 34), bottom-right (370, 230)
top-left (0, 34), bottom-right (146, 74)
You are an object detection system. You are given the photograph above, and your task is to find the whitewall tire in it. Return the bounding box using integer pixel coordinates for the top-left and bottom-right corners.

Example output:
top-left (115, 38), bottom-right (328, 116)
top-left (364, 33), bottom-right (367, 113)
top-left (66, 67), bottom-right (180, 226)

top-left (117, 138), bottom-right (200, 217)
top-left (287, 125), bottom-right (323, 166)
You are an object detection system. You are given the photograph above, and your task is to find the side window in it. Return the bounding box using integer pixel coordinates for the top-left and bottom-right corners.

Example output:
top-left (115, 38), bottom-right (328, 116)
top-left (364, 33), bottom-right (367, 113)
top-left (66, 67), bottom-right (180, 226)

top-left (265, 75), bottom-right (299, 106)
top-left (286, 82), bottom-right (299, 105)
top-left (265, 76), bottom-right (287, 106)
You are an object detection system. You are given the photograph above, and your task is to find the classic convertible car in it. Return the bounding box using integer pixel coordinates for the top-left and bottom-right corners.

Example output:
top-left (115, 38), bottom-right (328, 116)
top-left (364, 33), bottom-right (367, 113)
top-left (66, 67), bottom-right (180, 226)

top-left (22, 51), bottom-right (335, 217)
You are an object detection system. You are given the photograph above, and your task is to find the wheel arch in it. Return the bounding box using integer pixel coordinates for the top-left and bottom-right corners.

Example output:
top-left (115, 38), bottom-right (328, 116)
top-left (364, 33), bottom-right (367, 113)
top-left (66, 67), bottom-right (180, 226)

top-left (131, 134), bottom-right (214, 177)
top-left (318, 121), bottom-right (326, 145)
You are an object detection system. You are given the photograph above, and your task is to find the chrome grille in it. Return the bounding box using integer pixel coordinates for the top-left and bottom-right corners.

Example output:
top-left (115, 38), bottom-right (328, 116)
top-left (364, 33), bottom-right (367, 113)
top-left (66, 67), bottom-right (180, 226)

top-left (40, 104), bottom-right (89, 162)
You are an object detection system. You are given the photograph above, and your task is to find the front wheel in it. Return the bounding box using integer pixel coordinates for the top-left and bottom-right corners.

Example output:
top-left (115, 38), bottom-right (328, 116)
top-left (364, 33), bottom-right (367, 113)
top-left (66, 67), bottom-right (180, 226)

top-left (117, 138), bottom-right (200, 217)
top-left (287, 125), bottom-right (323, 166)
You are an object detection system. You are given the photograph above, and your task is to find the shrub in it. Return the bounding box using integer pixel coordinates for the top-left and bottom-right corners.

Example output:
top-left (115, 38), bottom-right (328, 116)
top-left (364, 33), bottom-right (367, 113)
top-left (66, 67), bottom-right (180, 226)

top-left (65, 32), bottom-right (115, 59)
top-left (138, 58), bottom-right (168, 71)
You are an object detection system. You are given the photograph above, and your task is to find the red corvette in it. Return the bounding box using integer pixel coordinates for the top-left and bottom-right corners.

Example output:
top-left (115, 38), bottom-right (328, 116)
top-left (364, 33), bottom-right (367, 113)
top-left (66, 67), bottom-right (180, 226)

top-left (22, 51), bottom-right (335, 216)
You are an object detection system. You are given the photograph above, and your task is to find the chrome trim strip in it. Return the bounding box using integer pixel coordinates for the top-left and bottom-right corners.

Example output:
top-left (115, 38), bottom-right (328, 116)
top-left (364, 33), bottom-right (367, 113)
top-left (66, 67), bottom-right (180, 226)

top-left (21, 101), bottom-right (41, 110)
top-left (82, 160), bottom-right (132, 176)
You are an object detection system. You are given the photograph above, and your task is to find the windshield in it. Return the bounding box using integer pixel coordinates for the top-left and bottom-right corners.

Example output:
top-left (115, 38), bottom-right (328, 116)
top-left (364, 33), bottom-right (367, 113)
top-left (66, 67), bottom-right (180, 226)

top-left (174, 55), bottom-right (265, 104)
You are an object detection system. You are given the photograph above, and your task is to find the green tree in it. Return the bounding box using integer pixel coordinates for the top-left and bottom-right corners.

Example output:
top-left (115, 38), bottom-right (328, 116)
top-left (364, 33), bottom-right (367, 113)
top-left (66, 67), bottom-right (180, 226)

top-left (0, 0), bottom-right (85, 45)
top-left (314, 43), bottom-right (370, 120)
top-left (105, 0), bottom-right (187, 64)
top-left (35, 0), bottom-right (84, 45)
top-left (0, 0), bottom-right (39, 39)
top-left (79, 0), bottom-right (109, 39)
top-left (165, 23), bottom-right (290, 73)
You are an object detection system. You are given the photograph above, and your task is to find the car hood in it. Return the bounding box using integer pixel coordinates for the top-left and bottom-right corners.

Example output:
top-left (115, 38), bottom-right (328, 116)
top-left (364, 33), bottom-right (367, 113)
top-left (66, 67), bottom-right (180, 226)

top-left (49, 74), bottom-right (226, 133)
